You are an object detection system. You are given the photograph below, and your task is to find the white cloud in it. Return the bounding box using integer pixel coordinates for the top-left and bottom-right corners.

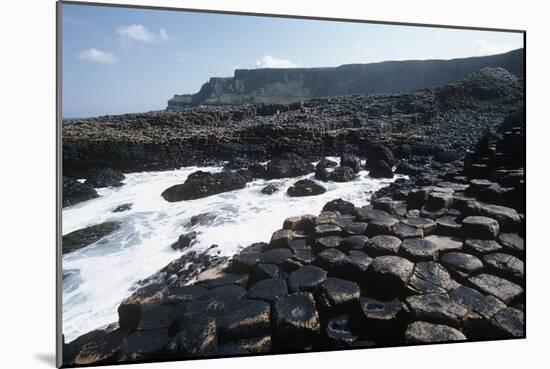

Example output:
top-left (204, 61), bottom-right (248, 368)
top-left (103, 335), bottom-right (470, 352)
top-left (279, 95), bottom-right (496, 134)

top-left (255, 55), bottom-right (298, 68)
top-left (473, 40), bottom-right (516, 56)
top-left (159, 28), bottom-right (171, 41)
top-left (117, 24), bottom-right (171, 44)
top-left (78, 48), bottom-right (119, 64)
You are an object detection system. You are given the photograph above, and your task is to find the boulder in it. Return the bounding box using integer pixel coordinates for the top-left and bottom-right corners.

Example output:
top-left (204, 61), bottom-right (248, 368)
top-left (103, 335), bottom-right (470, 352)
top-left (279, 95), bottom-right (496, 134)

top-left (329, 166), bottom-right (357, 182)
top-left (340, 251), bottom-right (372, 280)
top-left (436, 216), bottom-right (461, 235)
top-left (462, 216), bottom-right (500, 239)
top-left (171, 231), bottom-right (198, 250)
top-left (342, 222), bottom-right (368, 236)
top-left (403, 217), bottom-right (437, 235)
top-left (316, 248), bottom-right (346, 272)
top-left (261, 184), bottom-right (279, 195)
top-left (315, 236), bottom-right (344, 250)
top-left (316, 157), bottom-right (338, 169)
top-left (162, 171), bottom-right (247, 201)
top-left (113, 203), bottom-right (132, 213)
top-left (62, 221), bottom-right (122, 254)
top-left (404, 321), bottom-right (466, 343)
top-left (287, 179), bottom-right (327, 197)
top-left (393, 223), bottom-right (423, 239)
top-left (340, 154), bottom-right (362, 173)
top-left (323, 198), bottom-right (355, 215)
top-left (497, 233), bottom-right (525, 254)
top-left (371, 197), bottom-right (395, 213)
top-left (424, 235), bottom-right (463, 253)
top-left (366, 144), bottom-right (395, 168)
top-left (465, 201), bottom-right (521, 231)
top-left (63, 176), bottom-right (99, 207)
top-left (314, 224), bottom-right (343, 237)
top-left (266, 153), bottom-right (314, 179)
top-left (490, 307), bottom-right (525, 337)
top-left (368, 160), bottom-right (393, 178)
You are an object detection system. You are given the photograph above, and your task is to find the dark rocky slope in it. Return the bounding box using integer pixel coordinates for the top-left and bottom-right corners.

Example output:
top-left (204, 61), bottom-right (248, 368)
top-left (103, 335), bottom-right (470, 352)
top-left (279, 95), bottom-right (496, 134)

top-left (167, 49), bottom-right (523, 109)
top-left (63, 67), bottom-right (523, 177)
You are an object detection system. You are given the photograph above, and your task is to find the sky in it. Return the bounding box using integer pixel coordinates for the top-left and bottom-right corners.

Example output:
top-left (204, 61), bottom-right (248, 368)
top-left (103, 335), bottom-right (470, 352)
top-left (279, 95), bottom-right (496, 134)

top-left (61, 3), bottom-right (524, 118)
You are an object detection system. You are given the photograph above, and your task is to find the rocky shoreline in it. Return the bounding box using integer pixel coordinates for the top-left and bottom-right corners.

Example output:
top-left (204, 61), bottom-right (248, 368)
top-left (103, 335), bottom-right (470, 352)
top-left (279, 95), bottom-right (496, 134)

top-left (62, 112), bottom-right (525, 366)
top-left (61, 67), bottom-right (524, 366)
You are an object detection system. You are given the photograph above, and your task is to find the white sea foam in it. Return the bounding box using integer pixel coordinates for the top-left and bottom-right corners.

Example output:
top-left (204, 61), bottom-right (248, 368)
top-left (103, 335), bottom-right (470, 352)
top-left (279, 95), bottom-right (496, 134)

top-left (62, 158), bottom-right (402, 341)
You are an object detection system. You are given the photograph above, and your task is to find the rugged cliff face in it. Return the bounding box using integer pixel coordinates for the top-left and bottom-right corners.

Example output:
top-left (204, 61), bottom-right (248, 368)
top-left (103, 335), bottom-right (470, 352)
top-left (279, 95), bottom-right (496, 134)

top-left (167, 49), bottom-right (524, 109)
top-left (63, 67), bottom-right (523, 175)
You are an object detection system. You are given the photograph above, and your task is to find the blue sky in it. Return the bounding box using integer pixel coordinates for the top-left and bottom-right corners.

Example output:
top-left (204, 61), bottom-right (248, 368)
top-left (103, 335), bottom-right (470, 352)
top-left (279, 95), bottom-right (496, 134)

top-left (62, 3), bottom-right (523, 118)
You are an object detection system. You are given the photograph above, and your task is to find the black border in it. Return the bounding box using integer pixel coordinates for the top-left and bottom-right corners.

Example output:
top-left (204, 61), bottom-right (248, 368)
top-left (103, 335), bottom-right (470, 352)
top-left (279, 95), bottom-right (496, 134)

top-left (56, 1), bottom-right (527, 368)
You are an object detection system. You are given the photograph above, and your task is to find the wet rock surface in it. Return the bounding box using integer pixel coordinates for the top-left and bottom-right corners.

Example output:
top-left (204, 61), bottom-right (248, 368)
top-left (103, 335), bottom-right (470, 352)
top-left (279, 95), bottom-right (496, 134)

top-left (62, 222), bottom-right (122, 254)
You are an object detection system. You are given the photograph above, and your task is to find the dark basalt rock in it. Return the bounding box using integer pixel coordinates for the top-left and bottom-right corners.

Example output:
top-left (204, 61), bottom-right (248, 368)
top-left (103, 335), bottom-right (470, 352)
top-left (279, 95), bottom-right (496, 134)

top-left (113, 203), bottom-right (132, 213)
top-left (436, 216), bottom-right (461, 235)
top-left (464, 201), bottom-right (521, 231)
top-left (84, 168), bottom-right (125, 188)
top-left (71, 329), bottom-right (127, 365)
top-left (166, 285), bottom-right (208, 304)
top-left (403, 217), bottom-right (437, 235)
top-left (270, 229), bottom-right (294, 248)
top-left (404, 321), bottom-right (466, 343)
top-left (317, 157), bottom-right (338, 169)
top-left (368, 160), bottom-right (393, 179)
top-left (323, 198), bottom-right (355, 215)
top-left (259, 248), bottom-right (293, 266)
top-left (366, 216), bottom-right (400, 236)
top-left (212, 336), bottom-right (271, 355)
top-left (340, 251), bottom-right (372, 280)
top-left (317, 278), bottom-right (361, 315)
top-left (469, 274), bottom-right (523, 304)
top-left (314, 224), bottom-right (343, 237)
top-left (354, 206), bottom-right (392, 222)
top-left (366, 256), bottom-right (415, 294)
top-left (316, 249), bottom-right (346, 272)
top-left (358, 297), bottom-right (404, 340)
top-left (188, 212), bottom-right (217, 227)
top-left (325, 314), bottom-right (359, 348)
top-left (162, 170), bottom-right (247, 201)
top-left (497, 233), bottom-right (525, 254)
top-left (261, 184), bottom-right (279, 195)
top-left (408, 262), bottom-right (459, 294)
top-left (393, 223), bottom-right (423, 239)
top-left (365, 235), bottom-right (402, 256)
top-left (423, 235), bottom-right (463, 253)
top-left (198, 273), bottom-right (250, 289)
top-left (287, 179), bottom-right (327, 197)
top-left (440, 252), bottom-right (484, 277)
top-left (171, 231), bottom-right (198, 251)
top-left (341, 235), bottom-right (369, 251)
top-left (400, 238), bottom-right (439, 261)
top-left (463, 239), bottom-right (503, 255)
top-left (217, 299), bottom-right (271, 343)
top-left (247, 278), bottom-right (288, 302)
top-left (63, 176), bottom-right (99, 208)
top-left (62, 221), bottom-right (122, 254)
top-left (483, 253), bottom-right (524, 282)
top-left (462, 216), bottom-right (500, 239)
top-left (449, 285), bottom-right (506, 320)
top-left (372, 197), bottom-right (396, 213)
top-left (266, 153), bottom-right (314, 179)
top-left (287, 265), bottom-right (327, 293)
top-left (119, 328), bottom-right (169, 362)
top-left (315, 165), bottom-right (331, 182)
top-left (343, 222), bottom-right (368, 236)
top-left (248, 163), bottom-right (267, 178)
top-left (340, 154), bottom-right (362, 173)
top-left (315, 236), bottom-right (344, 250)
top-left (366, 144), bottom-right (395, 168)
top-left (405, 293), bottom-right (471, 327)
top-left (272, 293), bottom-right (321, 350)
top-left (490, 307), bottom-right (524, 337)
top-left (329, 166), bottom-right (357, 182)
top-left (118, 284), bottom-right (168, 330)
top-left (164, 316), bottom-right (217, 358)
